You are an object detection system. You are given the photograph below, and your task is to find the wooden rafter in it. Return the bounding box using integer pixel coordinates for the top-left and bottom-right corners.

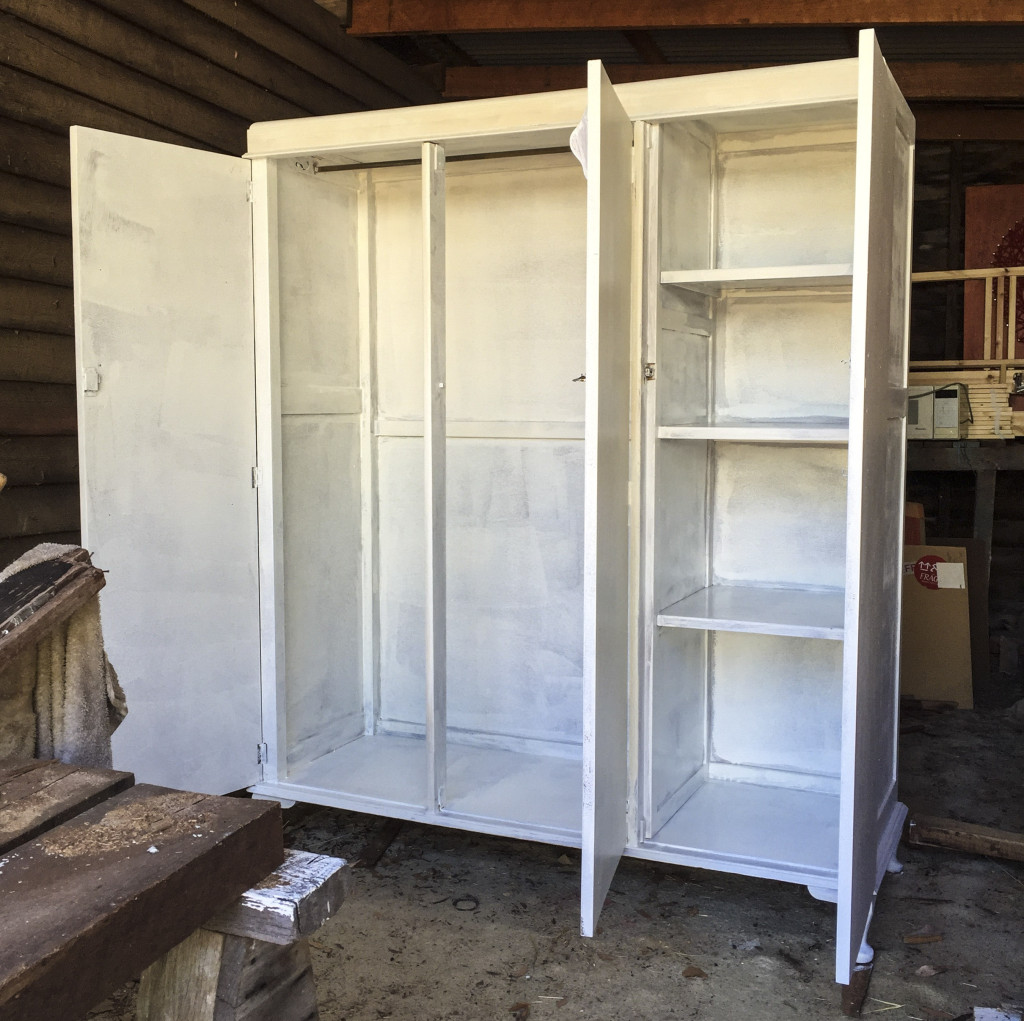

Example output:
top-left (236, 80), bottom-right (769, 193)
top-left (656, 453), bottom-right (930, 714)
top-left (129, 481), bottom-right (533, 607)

top-left (350, 0), bottom-right (1024, 34)
top-left (442, 61), bottom-right (1024, 103)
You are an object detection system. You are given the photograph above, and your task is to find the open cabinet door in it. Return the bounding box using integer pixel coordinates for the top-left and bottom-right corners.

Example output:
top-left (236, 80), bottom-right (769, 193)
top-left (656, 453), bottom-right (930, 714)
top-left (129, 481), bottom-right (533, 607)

top-left (580, 62), bottom-right (634, 937)
top-left (836, 31), bottom-right (915, 984)
top-left (71, 127), bottom-right (262, 794)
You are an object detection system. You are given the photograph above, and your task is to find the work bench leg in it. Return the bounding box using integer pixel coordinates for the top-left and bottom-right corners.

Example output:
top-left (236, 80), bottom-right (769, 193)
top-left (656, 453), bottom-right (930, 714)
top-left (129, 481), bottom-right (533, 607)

top-left (138, 928), bottom-right (319, 1021)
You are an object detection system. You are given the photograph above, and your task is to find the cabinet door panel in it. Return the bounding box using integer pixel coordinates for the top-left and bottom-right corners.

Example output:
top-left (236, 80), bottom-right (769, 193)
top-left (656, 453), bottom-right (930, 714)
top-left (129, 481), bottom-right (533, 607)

top-left (580, 62), bottom-right (634, 937)
top-left (71, 127), bottom-right (261, 794)
top-left (837, 32), bottom-right (915, 984)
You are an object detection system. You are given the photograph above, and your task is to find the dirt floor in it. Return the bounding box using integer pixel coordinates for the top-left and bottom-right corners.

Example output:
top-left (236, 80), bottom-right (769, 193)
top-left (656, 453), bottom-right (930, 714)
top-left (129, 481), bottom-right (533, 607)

top-left (87, 705), bottom-right (1023, 1021)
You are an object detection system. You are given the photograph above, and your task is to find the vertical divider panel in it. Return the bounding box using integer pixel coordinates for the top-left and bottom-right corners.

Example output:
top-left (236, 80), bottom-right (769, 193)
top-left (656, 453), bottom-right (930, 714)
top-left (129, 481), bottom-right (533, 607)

top-left (639, 122), bottom-right (661, 840)
top-left (423, 142), bottom-right (448, 813)
top-left (251, 157), bottom-right (286, 785)
top-left (358, 174), bottom-right (382, 733)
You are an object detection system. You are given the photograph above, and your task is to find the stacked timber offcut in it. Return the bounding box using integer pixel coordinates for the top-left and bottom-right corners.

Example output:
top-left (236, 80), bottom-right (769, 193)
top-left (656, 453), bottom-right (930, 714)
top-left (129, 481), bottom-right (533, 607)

top-left (908, 369), bottom-right (1015, 439)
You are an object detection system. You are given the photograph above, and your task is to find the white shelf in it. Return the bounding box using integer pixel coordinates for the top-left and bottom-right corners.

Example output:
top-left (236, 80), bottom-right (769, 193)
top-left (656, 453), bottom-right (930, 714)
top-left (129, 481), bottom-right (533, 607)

top-left (660, 263), bottom-right (853, 295)
top-left (256, 731), bottom-right (583, 844)
top-left (657, 584), bottom-right (845, 640)
top-left (642, 778), bottom-right (839, 884)
top-left (657, 422), bottom-right (849, 444)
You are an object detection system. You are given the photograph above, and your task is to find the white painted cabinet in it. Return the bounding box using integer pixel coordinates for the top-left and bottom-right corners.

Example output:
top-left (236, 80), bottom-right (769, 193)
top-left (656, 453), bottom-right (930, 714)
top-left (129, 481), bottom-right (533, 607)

top-left (71, 31), bottom-right (913, 985)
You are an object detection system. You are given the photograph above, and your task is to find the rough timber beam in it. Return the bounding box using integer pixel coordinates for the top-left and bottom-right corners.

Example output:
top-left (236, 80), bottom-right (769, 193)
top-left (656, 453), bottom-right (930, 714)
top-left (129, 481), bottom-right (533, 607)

top-left (443, 62), bottom-right (1024, 103)
top-left (350, 0), bottom-right (1024, 34)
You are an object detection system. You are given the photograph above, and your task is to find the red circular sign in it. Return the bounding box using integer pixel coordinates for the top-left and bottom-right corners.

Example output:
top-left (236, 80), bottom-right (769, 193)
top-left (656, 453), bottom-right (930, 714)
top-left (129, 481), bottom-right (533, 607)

top-left (913, 554), bottom-right (945, 590)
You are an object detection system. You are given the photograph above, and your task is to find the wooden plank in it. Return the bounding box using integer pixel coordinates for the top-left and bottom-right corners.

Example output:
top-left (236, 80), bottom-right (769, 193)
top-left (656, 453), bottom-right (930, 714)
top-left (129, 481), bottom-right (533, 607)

top-left (0, 0), bottom-right (306, 125)
top-left (0, 784), bottom-right (284, 1021)
top-left (0, 11), bottom-right (248, 154)
top-left (89, 0), bottom-right (364, 118)
top-left (0, 223), bottom-right (73, 287)
top-left (422, 141), bottom-right (447, 813)
top-left (0, 381), bottom-right (77, 434)
top-left (247, 0), bottom-right (439, 104)
top-left (0, 437), bottom-right (79, 485)
top-left (0, 483), bottom-right (81, 540)
top-left (580, 60), bottom-right (633, 939)
top-left (445, 60), bottom-right (1024, 101)
top-left (138, 930), bottom-right (319, 1021)
top-left (203, 849), bottom-right (349, 944)
top-left (0, 759), bottom-right (133, 854)
top-left (906, 813), bottom-right (1024, 862)
top-left (178, 0), bottom-right (409, 109)
top-left (0, 331), bottom-right (75, 384)
top-left (0, 117), bottom-right (70, 188)
top-left (0, 171), bottom-right (71, 236)
top-left (349, 0), bottom-right (1024, 33)
top-left (0, 57), bottom-right (213, 151)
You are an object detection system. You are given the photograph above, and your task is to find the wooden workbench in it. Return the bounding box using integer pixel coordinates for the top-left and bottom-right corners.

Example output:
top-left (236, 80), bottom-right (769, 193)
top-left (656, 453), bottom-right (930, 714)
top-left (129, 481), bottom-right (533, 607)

top-left (0, 758), bottom-right (284, 1020)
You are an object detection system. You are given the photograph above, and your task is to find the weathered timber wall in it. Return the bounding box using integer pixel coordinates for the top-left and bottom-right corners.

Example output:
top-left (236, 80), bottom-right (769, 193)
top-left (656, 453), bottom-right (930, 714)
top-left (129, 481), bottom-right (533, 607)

top-left (0, 0), bottom-right (436, 565)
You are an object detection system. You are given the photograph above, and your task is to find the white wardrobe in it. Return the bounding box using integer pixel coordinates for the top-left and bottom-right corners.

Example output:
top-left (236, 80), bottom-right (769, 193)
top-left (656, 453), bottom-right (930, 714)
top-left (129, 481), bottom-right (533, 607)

top-left (71, 30), bottom-right (914, 984)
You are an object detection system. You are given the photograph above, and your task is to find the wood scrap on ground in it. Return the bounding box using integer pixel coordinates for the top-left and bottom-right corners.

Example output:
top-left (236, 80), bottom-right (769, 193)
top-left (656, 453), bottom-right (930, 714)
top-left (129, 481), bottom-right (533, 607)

top-left (906, 813), bottom-right (1024, 862)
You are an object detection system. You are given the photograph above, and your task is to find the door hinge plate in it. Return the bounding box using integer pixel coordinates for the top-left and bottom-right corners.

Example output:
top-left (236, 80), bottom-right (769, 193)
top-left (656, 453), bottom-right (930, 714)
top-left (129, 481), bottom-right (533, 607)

top-left (257, 742), bottom-right (269, 765)
top-left (251, 466), bottom-right (262, 488)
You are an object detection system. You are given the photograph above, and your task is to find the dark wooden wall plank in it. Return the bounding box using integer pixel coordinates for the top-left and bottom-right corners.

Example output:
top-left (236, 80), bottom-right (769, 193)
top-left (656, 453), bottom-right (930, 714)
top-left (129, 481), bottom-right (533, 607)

top-left (0, 223), bottom-right (74, 287)
top-left (0, 0), bottom-right (306, 124)
top-left (181, 0), bottom-right (411, 108)
top-left (0, 11), bottom-right (249, 153)
top-left (0, 330), bottom-right (75, 384)
top-left (0, 280), bottom-right (74, 335)
top-left (0, 172), bottom-right (71, 236)
top-left (0, 382), bottom-right (77, 435)
top-left (0, 482), bottom-right (80, 537)
top-left (0, 437), bottom-right (79, 485)
top-left (89, 0), bottom-right (364, 118)
top-left (248, 0), bottom-right (436, 103)
top-left (0, 118), bottom-right (69, 188)
top-left (0, 63), bottom-right (206, 149)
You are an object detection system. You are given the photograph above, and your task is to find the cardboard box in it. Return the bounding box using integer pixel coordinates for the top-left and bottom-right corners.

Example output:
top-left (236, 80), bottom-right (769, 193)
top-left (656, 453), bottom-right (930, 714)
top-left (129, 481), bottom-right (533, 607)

top-left (904, 502), bottom-right (926, 545)
top-left (900, 545), bottom-right (973, 708)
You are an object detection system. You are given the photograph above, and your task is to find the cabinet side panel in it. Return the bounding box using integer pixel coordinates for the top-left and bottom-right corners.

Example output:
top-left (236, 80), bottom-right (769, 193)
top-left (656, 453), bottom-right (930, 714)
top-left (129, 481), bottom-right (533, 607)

top-left (658, 123), bottom-right (713, 272)
top-left (276, 167), bottom-right (365, 771)
top-left (72, 127), bottom-right (260, 793)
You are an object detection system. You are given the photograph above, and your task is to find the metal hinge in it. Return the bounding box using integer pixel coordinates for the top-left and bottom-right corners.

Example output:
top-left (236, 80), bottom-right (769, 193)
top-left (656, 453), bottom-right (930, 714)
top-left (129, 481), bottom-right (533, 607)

top-left (246, 180), bottom-right (253, 203)
top-left (257, 742), bottom-right (269, 765)
top-left (82, 366), bottom-right (100, 393)
top-left (643, 363), bottom-right (656, 381)
top-left (251, 466), bottom-right (262, 488)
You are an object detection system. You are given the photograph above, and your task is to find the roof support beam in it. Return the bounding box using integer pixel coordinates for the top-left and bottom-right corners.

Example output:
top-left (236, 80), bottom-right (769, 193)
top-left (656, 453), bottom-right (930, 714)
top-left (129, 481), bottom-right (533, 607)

top-left (350, 1), bottom-right (1024, 35)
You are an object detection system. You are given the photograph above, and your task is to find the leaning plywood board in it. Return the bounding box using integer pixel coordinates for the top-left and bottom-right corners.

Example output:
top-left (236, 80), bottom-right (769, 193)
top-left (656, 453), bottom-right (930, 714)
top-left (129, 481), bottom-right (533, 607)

top-left (836, 30), bottom-right (915, 985)
top-left (71, 127), bottom-right (262, 794)
top-left (580, 60), bottom-right (633, 938)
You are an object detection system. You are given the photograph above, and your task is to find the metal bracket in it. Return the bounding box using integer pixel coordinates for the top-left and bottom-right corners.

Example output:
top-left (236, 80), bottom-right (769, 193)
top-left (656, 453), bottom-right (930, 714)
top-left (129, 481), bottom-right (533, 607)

top-left (257, 741), bottom-right (269, 765)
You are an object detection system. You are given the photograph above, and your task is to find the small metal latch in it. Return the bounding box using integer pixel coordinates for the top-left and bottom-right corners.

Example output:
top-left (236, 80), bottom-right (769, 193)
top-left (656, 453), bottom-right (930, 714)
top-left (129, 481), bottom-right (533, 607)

top-left (644, 363), bottom-right (656, 381)
top-left (573, 373), bottom-right (586, 382)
